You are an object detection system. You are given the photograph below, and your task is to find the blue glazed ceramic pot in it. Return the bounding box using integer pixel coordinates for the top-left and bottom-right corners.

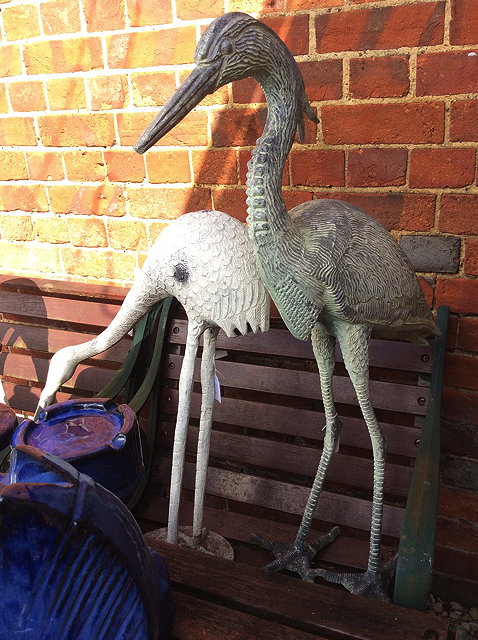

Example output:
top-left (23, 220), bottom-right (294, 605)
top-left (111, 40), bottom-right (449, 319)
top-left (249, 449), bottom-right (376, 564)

top-left (13, 398), bottom-right (144, 504)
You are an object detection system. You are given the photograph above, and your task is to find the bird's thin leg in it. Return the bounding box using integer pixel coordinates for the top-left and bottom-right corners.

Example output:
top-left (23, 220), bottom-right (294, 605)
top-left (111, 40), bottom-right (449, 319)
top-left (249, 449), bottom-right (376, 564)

top-left (167, 326), bottom-right (201, 545)
top-left (192, 326), bottom-right (219, 545)
top-left (312, 323), bottom-right (392, 601)
top-left (252, 323), bottom-right (341, 580)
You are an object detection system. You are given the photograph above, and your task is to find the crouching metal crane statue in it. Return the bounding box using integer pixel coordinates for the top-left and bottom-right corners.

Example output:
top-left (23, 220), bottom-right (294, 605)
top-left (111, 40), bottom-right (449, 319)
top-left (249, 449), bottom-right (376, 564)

top-left (35, 210), bottom-right (269, 551)
top-left (134, 12), bottom-right (439, 599)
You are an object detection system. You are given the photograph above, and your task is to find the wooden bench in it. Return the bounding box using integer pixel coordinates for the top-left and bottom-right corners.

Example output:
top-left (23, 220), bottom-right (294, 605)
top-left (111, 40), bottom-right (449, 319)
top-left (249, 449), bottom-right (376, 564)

top-left (0, 275), bottom-right (449, 640)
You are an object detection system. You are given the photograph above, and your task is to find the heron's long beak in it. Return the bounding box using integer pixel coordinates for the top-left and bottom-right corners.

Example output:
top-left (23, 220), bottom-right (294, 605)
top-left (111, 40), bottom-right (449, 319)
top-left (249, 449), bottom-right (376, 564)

top-left (134, 63), bottom-right (222, 154)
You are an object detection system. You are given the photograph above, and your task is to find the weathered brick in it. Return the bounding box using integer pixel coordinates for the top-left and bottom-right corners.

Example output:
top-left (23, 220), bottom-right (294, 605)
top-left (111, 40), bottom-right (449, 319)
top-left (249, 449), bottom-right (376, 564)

top-left (322, 102), bottom-right (444, 144)
top-left (457, 317), bottom-right (478, 353)
top-left (63, 150), bottom-right (106, 181)
top-left (284, 190), bottom-right (313, 211)
top-left (104, 150), bottom-right (146, 183)
top-left (440, 195), bottom-right (478, 234)
top-left (443, 455), bottom-right (478, 491)
top-left (176, 0), bottom-right (223, 20)
top-left (211, 108), bottom-right (266, 148)
top-left (418, 275), bottom-right (434, 307)
top-left (46, 77), bottom-right (86, 111)
top-left (315, 2), bottom-right (444, 53)
top-left (148, 222), bottom-right (169, 247)
top-left (0, 44), bottom-right (22, 77)
top-left (450, 0), bottom-right (478, 45)
top-left (400, 235), bottom-right (460, 273)
top-left (465, 238), bottom-right (478, 276)
top-left (40, 0), bottom-right (82, 35)
top-left (192, 149), bottom-right (237, 185)
top-left (0, 214), bottom-right (34, 241)
top-left (128, 186), bottom-right (211, 219)
top-left (298, 60), bottom-right (343, 101)
top-left (68, 218), bottom-right (108, 248)
top-left (348, 148), bottom-right (407, 187)
top-left (290, 150), bottom-right (345, 187)
top-left (436, 277), bottom-right (478, 314)
top-left (442, 387), bottom-right (478, 425)
top-left (263, 15), bottom-right (309, 56)
top-left (24, 38), bottom-right (103, 75)
top-left (232, 79), bottom-right (265, 105)
top-left (126, 0), bottom-right (172, 26)
top-left (0, 185), bottom-right (48, 212)
top-left (107, 219), bottom-right (148, 251)
top-left (349, 55), bottom-right (409, 98)
top-left (450, 100), bottom-right (478, 143)
top-left (39, 114), bottom-right (116, 147)
top-left (49, 185), bottom-right (126, 217)
top-left (26, 151), bottom-right (64, 181)
top-left (0, 151), bottom-right (28, 180)
top-left (410, 148), bottom-right (476, 188)
top-left (0, 117), bottom-right (36, 146)
top-left (417, 51), bottom-right (478, 96)
top-left (0, 241), bottom-right (61, 275)
top-left (131, 71), bottom-right (177, 108)
top-left (89, 75), bottom-right (128, 110)
top-left (9, 80), bottom-right (46, 112)
top-left (288, 0), bottom-right (342, 9)
top-left (107, 27), bottom-right (196, 69)
top-left (239, 150), bottom-right (289, 186)
top-left (146, 150), bottom-right (191, 183)
top-left (61, 248), bottom-right (135, 281)
top-left (117, 111), bottom-right (207, 147)
top-left (212, 188), bottom-right (247, 222)
top-left (228, 0), bottom-right (285, 12)
top-left (83, 0), bottom-right (125, 31)
top-left (0, 85), bottom-right (8, 113)
top-left (2, 4), bottom-right (40, 40)
top-left (33, 216), bottom-right (70, 244)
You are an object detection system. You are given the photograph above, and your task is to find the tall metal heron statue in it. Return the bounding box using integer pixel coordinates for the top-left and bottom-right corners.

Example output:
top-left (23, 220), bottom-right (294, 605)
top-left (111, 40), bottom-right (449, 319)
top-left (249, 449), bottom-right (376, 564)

top-left (134, 12), bottom-right (439, 599)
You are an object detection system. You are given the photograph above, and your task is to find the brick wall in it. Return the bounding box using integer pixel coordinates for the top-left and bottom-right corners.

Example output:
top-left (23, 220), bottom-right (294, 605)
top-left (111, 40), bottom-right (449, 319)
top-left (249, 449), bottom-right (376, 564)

top-left (0, 0), bottom-right (477, 604)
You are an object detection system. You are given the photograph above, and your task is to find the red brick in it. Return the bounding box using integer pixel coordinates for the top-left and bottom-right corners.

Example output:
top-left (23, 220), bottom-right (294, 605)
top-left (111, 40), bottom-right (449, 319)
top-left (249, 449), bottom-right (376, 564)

top-left (0, 44), bottom-right (22, 77)
top-left (228, 0), bottom-right (285, 12)
top-left (263, 15), bottom-right (309, 56)
top-left (176, 0), bottom-right (223, 20)
top-left (298, 60), bottom-right (343, 101)
top-left (2, 4), bottom-right (40, 40)
top-left (440, 195), bottom-right (478, 234)
top-left (410, 148), bottom-right (476, 188)
top-left (61, 248), bottom-right (135, 281)
top-left (146, 150), bottom-right (191, 183)
top-left (126, 0), bottom-right (172, 26)
top-left (107, 219), bottom-right (148, 251)
top-left (0, 85), bottom-right (8, 113)
top-left (436, 277), bottom-right (478, 314)
top-left (104, 150), bottom-right (146, 183)
top-left (83, 0), bottom-right (125, 31)
top-left (68, 218), bottom-right (108, 248)
top-left (417, 51), bottom-right (478, 96)
top-left (418, 276), bottom-right (434, 308)
top-left (211, 108), bottom-right (265, 148)
top-left (0, 214), bottom-right (34, 241)
top-left (34, 217), bottom-right (70, 244)
top-left (457, 317), bottom-right (478, 353)
top-left (442, 387), bottom-right (478, 424)
top-left (290, 150), bottom-right (344, 187)
top-left (348, 148), bottom-right (407, 187)
top-left (212, 188), bottom-right (247, 222)
top-left (49, 185), bottom-right (126, 217)
top-left (24, 38), bottom-right (103, 74)
top-left (40, 0), bottom-right (81, 35)
top-left (232, 79), bottom-right (265, 105)
top-left (239, 150), bottom-right (289, 186)
top-left (128, 186), bottom-right (211, 219)
top-left (315, 2), bottom-right (444, 53)
top-left (39, 114), bottom-right (116, 147)
top-left (0, 117), bottom-right (37, 146)
top-left (284, 190), bottom-right (313, 211)
top-left (64, 150), bottom-right (106, 181)
top-left (445, 353), bottom-right (478, 391)
top-left (322, 102), bottom-right (444, 144)
top-left (148, 222), bottom-right (169, 247)
top-left (450, 0), bottom-right (478, 45)
top-left (26, 152), bottom-right (64, 181)
top-left (46, 77), bottom-right (86, 111)
top-left (0, 185), bottom-right (48, 212)
top-left (192, 149), bottom-right (237, 185)
top-left (8, 81), bottom-right (46, 112)
top-left (0, 241), bottom-right (61, 275)
top-left (349, 55), bottom-right (409, 98)
top-left (107, 27), bottom-right (196, 69)
top-left (450, 100), bottom-right (478, 143)
top-left (131, 72), bottom-right (177, 107)
top-left (88, 75), bottom-right (128, 110)
top-left (0, 151), bottom-right (27, 180)
top-left (288, 0), bottom-right (342, 9)
top-left (117, 111), bottom-right (207, 147)
top-left (464, 238), bottom-right (478, 276)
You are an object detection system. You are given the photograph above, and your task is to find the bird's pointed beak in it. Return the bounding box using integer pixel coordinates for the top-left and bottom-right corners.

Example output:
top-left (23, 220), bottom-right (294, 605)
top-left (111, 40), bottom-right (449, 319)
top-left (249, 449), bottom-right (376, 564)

top-left (32, 405), bottom-right (43, 422)
top-left (134, 62), bottom-right (222, 154)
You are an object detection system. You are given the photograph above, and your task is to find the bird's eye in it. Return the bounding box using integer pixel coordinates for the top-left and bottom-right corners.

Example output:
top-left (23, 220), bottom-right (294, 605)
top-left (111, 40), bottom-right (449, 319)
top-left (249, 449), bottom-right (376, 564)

top-left (220, 39), bottom-right (234, 56)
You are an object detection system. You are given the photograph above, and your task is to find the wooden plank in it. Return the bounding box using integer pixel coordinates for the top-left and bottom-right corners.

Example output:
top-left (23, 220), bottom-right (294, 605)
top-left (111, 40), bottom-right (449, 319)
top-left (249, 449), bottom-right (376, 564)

top-left (159, 423), bottom-right (414, 497)
top-left (148, 541), bottom-right (449, 640)
top-left (168, 319), bottom-right (433, 373)
top-left (164, 354), bottom-right (429, 415)
top-left (161, 390), bottom-right (422, 458)
top-left (0, 275), bottom-right (128, 302)
top-left (155, 461), bottom-right (405, 538)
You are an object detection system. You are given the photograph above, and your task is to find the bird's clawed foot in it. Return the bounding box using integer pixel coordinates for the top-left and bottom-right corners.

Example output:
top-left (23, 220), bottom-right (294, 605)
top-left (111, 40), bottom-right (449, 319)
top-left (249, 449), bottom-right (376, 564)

top-left (251, 526), bottom-right (341, 582)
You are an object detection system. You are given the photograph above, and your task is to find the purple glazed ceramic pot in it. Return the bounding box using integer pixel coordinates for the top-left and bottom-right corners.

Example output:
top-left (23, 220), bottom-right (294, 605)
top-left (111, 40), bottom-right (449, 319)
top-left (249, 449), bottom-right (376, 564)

top-left (0, 403), bottom-right (16, 451)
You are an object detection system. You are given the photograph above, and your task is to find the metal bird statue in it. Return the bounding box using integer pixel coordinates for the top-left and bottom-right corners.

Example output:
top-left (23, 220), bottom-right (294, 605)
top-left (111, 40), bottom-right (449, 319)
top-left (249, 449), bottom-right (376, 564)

top-left (35, 210), bottom-right (269, 551)
top-left (134, 12), bottom-right (439, 599)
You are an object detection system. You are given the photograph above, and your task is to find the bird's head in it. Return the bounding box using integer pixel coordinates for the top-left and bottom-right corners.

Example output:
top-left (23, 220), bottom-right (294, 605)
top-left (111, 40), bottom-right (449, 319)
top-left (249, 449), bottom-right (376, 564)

top-left (34, 346), bottom-right (80, 421)
top-left (134, 12), bottom-right (317, 153)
